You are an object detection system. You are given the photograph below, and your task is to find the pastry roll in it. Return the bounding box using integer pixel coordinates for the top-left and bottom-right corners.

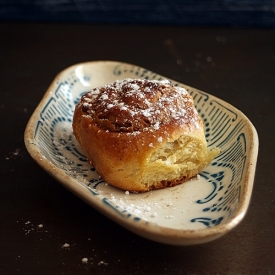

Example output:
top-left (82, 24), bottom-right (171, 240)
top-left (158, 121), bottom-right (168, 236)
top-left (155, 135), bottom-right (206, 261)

top-left (73, 79), bottom-right (219, 192)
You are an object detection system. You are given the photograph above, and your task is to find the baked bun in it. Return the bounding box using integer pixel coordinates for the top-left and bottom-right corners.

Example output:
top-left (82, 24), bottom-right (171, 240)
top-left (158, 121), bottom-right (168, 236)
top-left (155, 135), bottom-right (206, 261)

top-left (73, 78), bottom-right (219, 192)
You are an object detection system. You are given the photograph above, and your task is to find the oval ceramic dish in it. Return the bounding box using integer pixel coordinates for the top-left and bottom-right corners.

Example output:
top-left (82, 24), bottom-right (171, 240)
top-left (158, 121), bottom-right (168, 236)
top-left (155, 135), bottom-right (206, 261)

top-left (24, 61), bottom-right (258, 245)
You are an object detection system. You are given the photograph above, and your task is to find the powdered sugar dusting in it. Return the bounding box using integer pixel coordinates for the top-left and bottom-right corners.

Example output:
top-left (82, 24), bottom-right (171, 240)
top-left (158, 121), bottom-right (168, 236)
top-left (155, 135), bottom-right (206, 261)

top-left (79, 78), bottom-right (200, 134)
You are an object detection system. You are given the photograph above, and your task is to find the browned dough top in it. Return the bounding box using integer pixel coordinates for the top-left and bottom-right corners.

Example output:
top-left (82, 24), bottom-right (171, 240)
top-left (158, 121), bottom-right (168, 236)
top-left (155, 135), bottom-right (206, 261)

top-left (80, 78), bottom-right (199, 133)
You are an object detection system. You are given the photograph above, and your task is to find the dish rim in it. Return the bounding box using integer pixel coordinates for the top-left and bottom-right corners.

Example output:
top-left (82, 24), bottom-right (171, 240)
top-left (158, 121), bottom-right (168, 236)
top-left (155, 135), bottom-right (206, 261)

top-left (24, 60), bottom-right (259, 245)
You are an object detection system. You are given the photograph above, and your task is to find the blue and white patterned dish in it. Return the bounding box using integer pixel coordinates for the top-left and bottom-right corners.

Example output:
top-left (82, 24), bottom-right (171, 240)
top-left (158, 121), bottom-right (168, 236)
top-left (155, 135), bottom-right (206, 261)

top-left (24, 61), bottom-right (258, 245)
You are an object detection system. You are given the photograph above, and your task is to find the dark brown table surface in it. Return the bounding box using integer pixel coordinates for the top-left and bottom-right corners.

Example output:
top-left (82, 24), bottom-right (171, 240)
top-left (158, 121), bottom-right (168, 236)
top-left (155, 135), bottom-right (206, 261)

top-left (1, 22), bottom-right (275, 275)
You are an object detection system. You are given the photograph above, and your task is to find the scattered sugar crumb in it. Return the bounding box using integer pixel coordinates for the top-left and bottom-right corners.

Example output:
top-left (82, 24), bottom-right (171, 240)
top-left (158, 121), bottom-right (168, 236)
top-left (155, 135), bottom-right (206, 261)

top-left (98, 260), bottom-right (108, 266)
top-left (125, 191), bottom-right (130, 195)
top-left (145, 206), bottom-right (151, 212)
top-left (62, 243), bottom-right (70, 248)
top-left (82, 258), bottom-right (88, 263)
top-left (6, 148), bottom-right (22, 160)
top-left (151, 212), bottom-right (158, 218)
top-left (196, 174), bottom-right (201, 180)
top-left (13, 148), bottom-right (20, 156)
top-left (38, 224), bottom-right (43, 228)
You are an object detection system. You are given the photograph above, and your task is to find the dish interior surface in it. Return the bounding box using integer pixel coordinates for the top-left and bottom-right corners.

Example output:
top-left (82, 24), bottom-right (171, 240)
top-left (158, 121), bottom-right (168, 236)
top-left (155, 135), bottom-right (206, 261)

top-left (25, 61), bottom-right (258, 245)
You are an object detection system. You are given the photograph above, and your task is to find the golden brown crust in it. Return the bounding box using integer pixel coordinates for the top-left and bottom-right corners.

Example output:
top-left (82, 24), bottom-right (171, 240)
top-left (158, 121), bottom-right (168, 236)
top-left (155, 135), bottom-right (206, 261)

top-left (79, 79), bottom-right (199, 133)
top-left (73, 79), bottom-right (219, 192)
